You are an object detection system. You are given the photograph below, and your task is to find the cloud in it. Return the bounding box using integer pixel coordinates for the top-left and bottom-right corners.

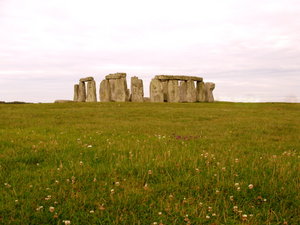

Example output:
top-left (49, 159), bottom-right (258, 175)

top-left (0, 0), bottom-right (300, 102)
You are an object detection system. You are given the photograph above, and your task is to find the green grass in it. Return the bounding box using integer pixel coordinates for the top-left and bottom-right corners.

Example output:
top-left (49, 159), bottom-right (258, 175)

top-left (0, 102), bottom-right (299, 225)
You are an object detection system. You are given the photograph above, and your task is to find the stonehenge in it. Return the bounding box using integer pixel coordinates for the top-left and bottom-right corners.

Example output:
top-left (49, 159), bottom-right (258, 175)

top-left (179, 81), bottom-right (187, 102)
top-left (150, 78), bottom-right (164, 102)
top-left (186, 80), bottom-right (197, 103)
top-left (167, 80), bottom-right (180, 103)
top-left (100, 73), bottom-right (130, 102)
top-left (99, 80), bottom-right (111, 102)
top-left (73, 84), bottom-right (79, 101)
top-left (196, 81), bottom-right (206, 102)
top-left (150, 75), bottom-right (214, 103)
top-left (74, 77), bottom-right (97, 102)
top-left (204, 82), bottom-right (215, 102)
top-left (131, 76), bottom-right (144, 102)
top-left (73, 73), bottom-right (215, 103)
top-left (78, 81), bottom-right (86, 102)
top-left (86, 80), bottom-right (97, 102)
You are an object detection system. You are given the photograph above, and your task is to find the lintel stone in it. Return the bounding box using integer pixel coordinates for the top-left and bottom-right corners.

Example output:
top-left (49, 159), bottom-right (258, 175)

top-left (80, 77), bottom-right (94, 82)
top-left (105, 73), bottom-right (127, 80)
top-left (155, 75), bottom-right (203, 82)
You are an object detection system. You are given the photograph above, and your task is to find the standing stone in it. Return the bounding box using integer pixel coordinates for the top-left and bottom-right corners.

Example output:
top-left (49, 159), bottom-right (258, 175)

top-left (150, 79), bottom-right (164, 102)
top-left (78, 81), bottom-right (86, 102)
top-left (126, 89), bottom-right (130, 102)
top-left (86, 80), bottom-right (97, 102)
top-left (73, 84), bottom-right (79, 102)
top-left (186, 80), bottom-right (197, 102)
top-left (100, 80), bottom-right (111, 102)
top-left (205, 82), bottom-right (215, 102)
top-left (109, 77), bottom-right (128, 102)
top-left (131, 76), bottom-right (144, 102)
top-left (179, 81), bottom-right (187, 102)
top-left (167, 80), bottom-right (180, 103)
top-left (196, 81), bottom-right (206, 102)
top-left (161, 80), bottom-right (168, 102)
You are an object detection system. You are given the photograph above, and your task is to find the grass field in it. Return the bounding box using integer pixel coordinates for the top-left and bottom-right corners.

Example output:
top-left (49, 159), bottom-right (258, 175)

top-left (0, 102), bottom-right (299, 225)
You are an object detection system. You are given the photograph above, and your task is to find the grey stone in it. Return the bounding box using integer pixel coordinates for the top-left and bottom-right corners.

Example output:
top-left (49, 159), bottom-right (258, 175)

top-left (161, 80), bottom-right (168, 102)
top-left (186, 80), bottom-right (197, 102)
top-left (126, 89), bottom-right (130, 102)
top-left (100, 79), bottom-right (111, 102)
top-left (196, 81), bottom-right (206, 102)
top-left (73, 84), bottom-right (79, 102)
top-left (143, 97), bottom-right (150, 102)
top-left (105, 73), bottom-right (126, 80)
top-left (155, 75), bottom-right (203, 81)
top-left (167, 80), bottom-right (180, 103)
top-left (150, 79), bottom-right (164, 102)
top-left (78, 81), bottom-right (86, 102)
top-left (179, 81), bottom-right (187, 102)
top-left (86, 80), bottom-right (97, 102)
top-left (205, 82), bottom-right (215, 102)
top-left (54, 100), bottom-right (73, 103)
top-left (109, 77), bottom-right (128, 102)
top-left (131, 76), bottom-right (144, 102)
top-left (80, 77), bottom-right (94, 82)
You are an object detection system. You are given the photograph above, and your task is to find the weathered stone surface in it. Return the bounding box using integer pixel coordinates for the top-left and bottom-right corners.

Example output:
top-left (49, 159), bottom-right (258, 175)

top-left (205, 82), bottom-right (215, 102)
top-left (105, 73), bottom-right (126, 80)
top-left (161, 80), bottom-right (168, 102)
top-left (109, 77), bottom-right (128, 102)
top-left (186, 80), bottom-right (197, 102)
top-left (196, 81), bottom-right (206, 102)
top-left (78, 81), bottom-right (86, 102)
top-left (150, 79), bottom-right (164, 102)
top-left (155, 75), bottom-right (203, 82)
top-left (54, 100), bottom-right (73, 103)
top-left (179, 81), bottom-right (187, 102)
top-left (126, 89), bottom-right (130, 102)
top-left (131, 76), bottom-right (144, 102)
top-left (167, 80), bottom-right (180, 102)
top-left (100, 80), bottom-right (111, 102)
top-left (86, 80), bottom-right (97, 102)
top-left (73, 84), bottom-right (79, 102)
top-left (80, 76), bottom-right (94, 82)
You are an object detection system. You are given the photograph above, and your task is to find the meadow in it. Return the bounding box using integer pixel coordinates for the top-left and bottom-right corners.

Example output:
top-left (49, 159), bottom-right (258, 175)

top-left (0, 102), bottom-right (299, 225)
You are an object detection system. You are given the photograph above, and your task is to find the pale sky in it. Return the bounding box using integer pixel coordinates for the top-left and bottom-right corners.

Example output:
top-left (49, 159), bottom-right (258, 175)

top-left (0, 0), bottom-right (299, 102)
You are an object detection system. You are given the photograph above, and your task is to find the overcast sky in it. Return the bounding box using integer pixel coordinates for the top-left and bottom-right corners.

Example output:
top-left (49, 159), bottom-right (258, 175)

top-left (0, 0), bottom-right (299, 102)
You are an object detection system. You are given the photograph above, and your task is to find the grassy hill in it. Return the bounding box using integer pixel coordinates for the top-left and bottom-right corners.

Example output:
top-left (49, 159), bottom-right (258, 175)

top-left (0, 102), bottom-right (299, 224)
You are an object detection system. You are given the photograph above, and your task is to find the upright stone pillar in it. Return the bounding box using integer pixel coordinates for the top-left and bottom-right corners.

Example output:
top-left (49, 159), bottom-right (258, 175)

top-left (161, 80), bottom-right (168, 102)
top-left (205, 82), bottom-right (215, 102)
top-left (131, 76), bottom-right (144, 102)
top-left (186, 80), bottom-right (197, 102)
top-left (150, 79), bottom-right (164, 102)
top-left (167, 80), bottom-right (180, 103)
top-left (73, 84), bottom-right (79, 102)
top-left (100, 80), bottom-right (111, 102)
top-left (196, 81), bottom-right (206, 102)
top-left (126, 89), bottom-right (130, 102)
top-left (179, 81), bottom-right (187, 102)
top-left (101, 73), bottom-right (129, 102)
top-left (109, 78), bottom-right (128, 102)
top-left (86, 80), bottom-right (97, 102)
top-left (78, 81), bottom-right (86, 102)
